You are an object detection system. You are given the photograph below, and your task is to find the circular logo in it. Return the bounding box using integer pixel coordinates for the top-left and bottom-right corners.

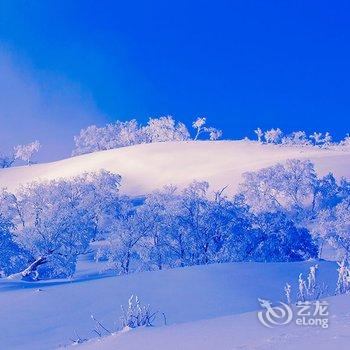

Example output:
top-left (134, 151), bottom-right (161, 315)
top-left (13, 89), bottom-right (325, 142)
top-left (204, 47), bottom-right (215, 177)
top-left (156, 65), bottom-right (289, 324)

top-left (257, 298), bottom-right (293, 328)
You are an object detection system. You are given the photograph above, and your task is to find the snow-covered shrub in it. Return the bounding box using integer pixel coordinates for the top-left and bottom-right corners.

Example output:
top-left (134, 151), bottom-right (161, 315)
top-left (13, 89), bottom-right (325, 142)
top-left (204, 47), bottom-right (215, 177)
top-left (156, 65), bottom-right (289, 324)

top-left (284, 283), bottom-right (292, 304)
top-left (284, 265), bottom-right (327, 303)
top-left (335, 260), bottom-right (350, 295)
top-left (120, 295), bottom-right (157, 329)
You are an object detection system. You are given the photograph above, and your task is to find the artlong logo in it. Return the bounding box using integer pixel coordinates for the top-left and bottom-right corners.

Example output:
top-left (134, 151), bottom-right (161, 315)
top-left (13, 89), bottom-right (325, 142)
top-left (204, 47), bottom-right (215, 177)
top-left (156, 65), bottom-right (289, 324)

top-left (257, 298), bottom-right (293, 328)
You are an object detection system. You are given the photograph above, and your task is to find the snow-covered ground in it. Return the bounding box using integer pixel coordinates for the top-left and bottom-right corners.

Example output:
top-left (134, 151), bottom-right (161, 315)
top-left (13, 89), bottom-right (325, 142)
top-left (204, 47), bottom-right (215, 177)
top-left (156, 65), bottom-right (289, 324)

top-left (0, 257), bottom-right (340, 350)
top-left (1, 141), bottom-right (349, 350)
top-left (1, 141), bottom-right (349, 196)
top-left (76, 293), bottom-right (350, 350)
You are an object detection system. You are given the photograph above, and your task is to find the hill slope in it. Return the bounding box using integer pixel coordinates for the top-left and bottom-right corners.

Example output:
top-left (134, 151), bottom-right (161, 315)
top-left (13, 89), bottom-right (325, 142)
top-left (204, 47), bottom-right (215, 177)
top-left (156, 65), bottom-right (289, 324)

top-left (76, 293), bottom-right (350, 350)
top-left (0, 141), bottom-right (349, 195)
top-left (0, 259), bottom-right (338, 349)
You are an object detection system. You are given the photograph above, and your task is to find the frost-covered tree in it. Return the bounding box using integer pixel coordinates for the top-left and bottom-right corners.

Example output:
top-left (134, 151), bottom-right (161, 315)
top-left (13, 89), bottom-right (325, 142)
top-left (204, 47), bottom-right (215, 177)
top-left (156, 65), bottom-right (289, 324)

top-left (0, 153), bottom-right (15, 168)
top-left (335, 260), bottom-right (350, 295)
top-left (3, 171), bottom-right (123, 279)
top-left (281, 131), bottom-right (311, 146)
top-left (250, 212), bottom-right (317, 262)
top-left (76, 170), bottom-right (123, 240)
top-left (192, 117), bottom-right (222, 141)
top-left (73, 117), bottom-right (193, 156)
top-left (254, 128), bottom-right (264, 143)
top-left (340, 133), bottom-right (350, 147)
top-left (311, 173), bottom-right (340, 212)
top-left (11, 181), bottom-right (95, 279)
top-left (72, 120), bottom-right (140, 156)
top-left (175, 181), bottom-right (240, 265)
top-left (102, 213), bottom-right (147, 274)
top-left (14, 140), bottom-right (41, 165)
top-left (322, 132), bottom-right (333, 148)
top-left (310, 132), bottom-right (323, 146)
top-left (239, 159), bottom-right (317, 214)
top-left (264, 128), bottom-right (283, 144)
top-left (142, 116), bottom-right (190, 143)
top-left (0, 214), bottom-right (27, 276)
top-left (323, 200), bottom-right (350, 260)
top-left (133, 186), bottom-right (180, 270)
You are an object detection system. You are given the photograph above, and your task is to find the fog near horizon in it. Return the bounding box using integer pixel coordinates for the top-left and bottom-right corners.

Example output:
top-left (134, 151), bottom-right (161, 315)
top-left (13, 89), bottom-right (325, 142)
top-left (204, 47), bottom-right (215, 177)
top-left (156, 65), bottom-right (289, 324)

top-left (0, 51), bottom-right (106, 162)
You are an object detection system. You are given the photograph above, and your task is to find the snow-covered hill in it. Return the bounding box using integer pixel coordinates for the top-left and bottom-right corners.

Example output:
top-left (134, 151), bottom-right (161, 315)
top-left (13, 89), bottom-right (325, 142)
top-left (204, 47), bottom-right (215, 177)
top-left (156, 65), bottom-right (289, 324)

top-left (0, 258), bottom-right (339, 350)
top-left (1, 141), bottom-right (349, 195)
top-left (1, 140), bottom-right (349, 350)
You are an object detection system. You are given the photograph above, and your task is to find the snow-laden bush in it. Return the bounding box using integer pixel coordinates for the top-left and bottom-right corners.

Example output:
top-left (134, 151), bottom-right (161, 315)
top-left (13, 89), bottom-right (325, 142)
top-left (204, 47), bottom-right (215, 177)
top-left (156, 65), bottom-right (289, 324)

top-left (120, 295), bottom-right (157, 329)
top-left (335, 260), bottom-right (350, 295)
top-left (284, 265), bottom-right (327, 303)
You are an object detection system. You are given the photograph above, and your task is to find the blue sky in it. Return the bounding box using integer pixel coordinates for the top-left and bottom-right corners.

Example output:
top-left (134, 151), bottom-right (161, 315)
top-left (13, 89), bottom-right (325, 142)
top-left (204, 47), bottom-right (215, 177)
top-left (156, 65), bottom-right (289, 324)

top-left (0, 1), bottom-right (349, 161)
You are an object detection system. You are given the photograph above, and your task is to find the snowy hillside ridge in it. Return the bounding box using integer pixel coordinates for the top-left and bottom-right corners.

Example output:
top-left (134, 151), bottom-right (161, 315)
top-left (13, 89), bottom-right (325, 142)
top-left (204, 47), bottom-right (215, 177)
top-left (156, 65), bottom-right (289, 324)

top-left (0, 140), bottom-right (349, 195)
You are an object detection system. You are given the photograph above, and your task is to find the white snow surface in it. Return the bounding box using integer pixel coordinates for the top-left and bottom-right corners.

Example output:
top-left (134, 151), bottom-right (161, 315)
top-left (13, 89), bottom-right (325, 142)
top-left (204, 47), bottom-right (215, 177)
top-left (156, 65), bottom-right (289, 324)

top-left (0, 141), bottom-right (349, 195)
top-left (0, 258), bottom-right (340, 350)
top-left (76, 293), bottom-right (350, 350)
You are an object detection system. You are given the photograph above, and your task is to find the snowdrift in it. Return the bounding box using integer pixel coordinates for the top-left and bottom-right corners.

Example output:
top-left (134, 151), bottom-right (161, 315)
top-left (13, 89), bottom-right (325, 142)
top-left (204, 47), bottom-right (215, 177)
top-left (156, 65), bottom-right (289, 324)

top-left (76, 293), bottom-right (350, 350)
top-left (0, 260), bottom-right (338, 349)
top-left (0, 141), bottom-right (349, 196)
